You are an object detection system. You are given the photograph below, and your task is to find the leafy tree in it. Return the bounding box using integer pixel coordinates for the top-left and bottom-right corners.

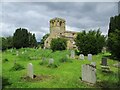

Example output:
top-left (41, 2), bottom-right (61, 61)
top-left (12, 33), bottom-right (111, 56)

top-left (75, 29), bottom-right (106, 55)
top-left (1, 36), bottom-right (13, 50)
top-left (107, 14), bottom-right (120, 60)
top-left (50, 38), bottom-right (67, 51)
top-left (108, 29), bottom-right (120, 59)
top-left (28, 33), bottom-right (37, 47)
top-left (40, 33), bottom-right (49, 48)
top-left (13, 28), bottom-right (29, 48)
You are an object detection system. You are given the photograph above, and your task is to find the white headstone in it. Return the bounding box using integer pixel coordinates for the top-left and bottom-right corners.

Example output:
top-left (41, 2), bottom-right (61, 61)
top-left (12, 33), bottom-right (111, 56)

top-left (79, 54), bottom-right (84, 60)
top-left (70, 50), bottom-right (75, 59)
top-left (49, 58), bottom-right (54, 64)
top-left (82, 64), bottom-right (96, 84)
top-left (88, 54), bottom-right (92, 60)
top-left (27, 63), bottom-right (33, 79)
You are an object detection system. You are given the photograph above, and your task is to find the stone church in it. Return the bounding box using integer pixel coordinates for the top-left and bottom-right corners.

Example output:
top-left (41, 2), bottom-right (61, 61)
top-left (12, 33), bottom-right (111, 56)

top-left (44, 17), bottom-right (78, 49)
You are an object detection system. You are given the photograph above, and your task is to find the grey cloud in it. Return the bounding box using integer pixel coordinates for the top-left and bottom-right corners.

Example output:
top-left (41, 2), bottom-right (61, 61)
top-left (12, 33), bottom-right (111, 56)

top-left (1, 2), bottom-right (118, 41)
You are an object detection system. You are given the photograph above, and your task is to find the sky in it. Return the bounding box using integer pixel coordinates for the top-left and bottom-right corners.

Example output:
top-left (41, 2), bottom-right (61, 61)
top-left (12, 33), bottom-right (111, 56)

top-left (0, 2), bottom-right (118, 42)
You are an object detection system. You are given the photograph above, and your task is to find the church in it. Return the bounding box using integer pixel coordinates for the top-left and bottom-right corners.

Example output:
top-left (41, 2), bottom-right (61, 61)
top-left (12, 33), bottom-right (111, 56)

top-left (44, 17), bottom-right (78, 49)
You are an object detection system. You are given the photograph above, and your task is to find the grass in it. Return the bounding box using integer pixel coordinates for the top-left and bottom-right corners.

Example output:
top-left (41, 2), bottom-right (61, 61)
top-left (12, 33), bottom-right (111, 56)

top-left (1, 48), bottom-right (119, 88)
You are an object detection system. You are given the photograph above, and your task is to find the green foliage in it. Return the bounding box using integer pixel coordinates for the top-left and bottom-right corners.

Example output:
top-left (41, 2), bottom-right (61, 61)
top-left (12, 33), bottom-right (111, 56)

top-left (107, 29), bottom-right (120, 59)
top-left (50, 38), bottom-right (67, 51)
top-left (59, 56), bottom-right (72, 63)
top-left (13, 28), bottom-right (37, 49)
top-left (75, 29), bottom-right (106, 55)
top-left (10, 63), bottom-right (25, 71)
top-left (3, 58), bottom-right (9, 63)
top-left (40, 33), bottom-right (49, 48)
top-left (47, 64), bottom-right (58, 68)
top-left (1, 36), bottom-right (13, 50)
top-left (108, 14), bottom-right (120, 60)
top-left (108, 14), bottom-right (120, 36)
top-left (2, 76), bottom-right (12, 89)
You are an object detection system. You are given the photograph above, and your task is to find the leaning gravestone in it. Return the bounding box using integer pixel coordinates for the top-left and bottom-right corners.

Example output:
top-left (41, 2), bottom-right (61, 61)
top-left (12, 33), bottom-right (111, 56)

top-left (27, 63), bottom-right (33, 79)
top-left (101, 57), bottom-right (107, 66)
top-left (88, 54), bottom-right (92, 60)
top-left (66, 54), bottom-right (69, 59)
top-left (81, 64), bottom-right (96, 84)
top-left (49, 58), bottom-right (54, 64)
top-left (16, 51), bottom-right (19, 56)
top-left (79, 54), bottom-right (84, 60)
top-left (70, 50), bottom-right (75, 59)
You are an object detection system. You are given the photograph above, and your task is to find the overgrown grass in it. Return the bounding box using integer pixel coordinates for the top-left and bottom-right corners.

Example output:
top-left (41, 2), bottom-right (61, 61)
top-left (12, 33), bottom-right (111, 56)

top-left (1, 48), bottom-right (119, 88)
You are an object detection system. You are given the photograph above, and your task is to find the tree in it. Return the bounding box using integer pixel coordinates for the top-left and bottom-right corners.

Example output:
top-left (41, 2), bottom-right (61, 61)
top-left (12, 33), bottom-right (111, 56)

top-left (1, 36), bottom-right (13, 50)
top-left (13, 28), bottom-right (29, 49)
top-left (107, 14), bottom-right (120, 60)
top-left (108, 29), bottom-right (120, 59)
top-left (75, 29), bottom-right (106, 55)
top-left (40, 33), bottom-right (49, 48)
top-left (28, 33), bottom-right (37, 47)
top-left (50, 38), bottom-right (67, 51)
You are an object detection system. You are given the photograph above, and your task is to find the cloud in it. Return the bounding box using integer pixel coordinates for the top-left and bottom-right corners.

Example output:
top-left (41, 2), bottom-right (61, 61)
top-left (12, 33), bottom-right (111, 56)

top-left (0, 2), bottom-right (118, 41)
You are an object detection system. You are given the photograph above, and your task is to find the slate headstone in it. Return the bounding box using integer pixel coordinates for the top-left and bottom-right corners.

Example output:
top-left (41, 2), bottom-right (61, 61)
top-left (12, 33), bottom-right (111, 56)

top-left (101, 57), bottom-right (107, 66)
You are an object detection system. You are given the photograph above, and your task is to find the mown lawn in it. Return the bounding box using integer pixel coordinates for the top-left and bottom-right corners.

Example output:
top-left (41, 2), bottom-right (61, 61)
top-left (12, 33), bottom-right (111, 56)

top-left (1, 48), bottom-right (119, 88)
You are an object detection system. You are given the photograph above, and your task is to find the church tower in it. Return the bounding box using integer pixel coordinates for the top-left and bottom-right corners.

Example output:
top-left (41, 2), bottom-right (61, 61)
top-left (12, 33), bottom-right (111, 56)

top-left (50, 17), bottom-right (66, 36)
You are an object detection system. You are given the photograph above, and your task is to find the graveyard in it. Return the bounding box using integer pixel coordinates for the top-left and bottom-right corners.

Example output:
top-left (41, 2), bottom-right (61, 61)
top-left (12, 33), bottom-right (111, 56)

top-left (1, 48), bottom-right (119, 88)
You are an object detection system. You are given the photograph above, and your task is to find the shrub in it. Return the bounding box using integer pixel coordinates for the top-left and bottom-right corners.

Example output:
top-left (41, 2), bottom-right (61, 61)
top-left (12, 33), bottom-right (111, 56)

top-left (50, 38), bottom-right (67, 51)
top-left (75, 29), bottom-right (106, 55)
top-left (10, 63), bottom-right (25, 71)
top-left (59, 56), bottom-right (72, 63)
top-left (3, 59), bottom-right (8, 63)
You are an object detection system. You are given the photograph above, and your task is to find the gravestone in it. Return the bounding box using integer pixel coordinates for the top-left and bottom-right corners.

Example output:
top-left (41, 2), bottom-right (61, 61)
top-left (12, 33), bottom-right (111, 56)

top-left (81, 64), bottom-right (96, 84)
top-left (22, 51), bottom-right (24, 54)
top-left (101, 57), bottom-right (107, 66)
top-left (91, 62), bottom-right (96, 68)
top-left (79, 54), bottom-right (84, 60)
top-left (16, 51), bottom-right (19, 56)
top-left (88, 54), bottom-right (92, 60)
top-left (27, 63), bottom-right (33, 79)
top-left (66, 54), bottom-right (69, 59)
top-left (70, 50), bottom-right (75, 59)
top-left (49, 58), bottom-right (54, 64)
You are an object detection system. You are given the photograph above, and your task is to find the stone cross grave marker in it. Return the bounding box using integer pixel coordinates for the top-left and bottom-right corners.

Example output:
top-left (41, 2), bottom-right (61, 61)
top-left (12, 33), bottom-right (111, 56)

top-left (27, 63), bottom-right (33, 79)
top-left (79, 54), bottom-right (84, 60)
top-left (49, 58), bottom-right (54, 64)
top-left (101, 57), bottom-right (107, 66)
top-left (81, 64), bottom-right (96, 84)
top-left (70, 50), bottom-right (75, 59)
top-left (88, 54), bottom-right (92, 60)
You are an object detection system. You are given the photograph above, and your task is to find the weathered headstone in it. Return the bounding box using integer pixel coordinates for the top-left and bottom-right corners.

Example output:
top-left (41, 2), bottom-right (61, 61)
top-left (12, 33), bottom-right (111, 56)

top-left (66, 54), bottom-right (69, 59)
top-left (81, 64), bottom-right (96, 84)
top-left (49, 58), bottom-right (54, 64)
top-left (79, 54), bottom-right (84, 60)
top-left (27, 63), bottom-right (33, 79)
top-left (91, 62), bottom-right (96, 68)
top-left (101, 57), bottom-right (107, 66)
top-left (70, 50), bottom-right (75, 59)
top-left (88, 54), bottom-right (92, 60)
